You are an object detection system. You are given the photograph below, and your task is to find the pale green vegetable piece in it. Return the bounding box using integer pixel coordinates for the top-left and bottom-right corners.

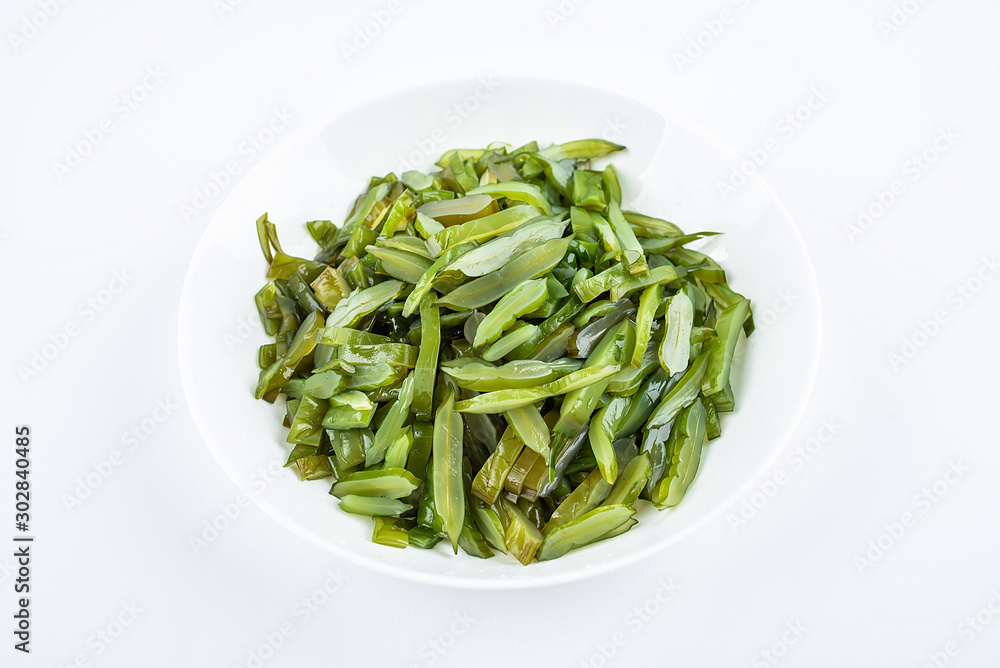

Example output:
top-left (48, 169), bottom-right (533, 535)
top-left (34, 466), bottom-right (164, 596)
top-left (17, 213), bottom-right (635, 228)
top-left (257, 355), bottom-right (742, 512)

top-left (444, 216), bottom-right (568, 277)
top-left (466, 182), bottom-right (553, 215)
top-left (331, 468), bottom-right (420, 498)
top-left (538, 505), bottom-right (636, 561)
top-left (472, 279), bottom-right (548, 349)
top-left (482, 324), bottom-right (539, 362)
top-left (503, 405), bottom-right (551, 458)
top-left (325, 281), bottom-right (404, 328)
top-left (338, 495), bottom-right (412, 517)
top-left (433, 389), bottom-right (465, 552)
top-left (660, 291), bottom-right (694, 375)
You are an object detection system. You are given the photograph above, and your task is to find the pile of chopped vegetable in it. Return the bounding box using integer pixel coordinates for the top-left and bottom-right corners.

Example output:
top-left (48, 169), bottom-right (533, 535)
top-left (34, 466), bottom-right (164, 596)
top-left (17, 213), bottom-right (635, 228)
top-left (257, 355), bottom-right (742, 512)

top-left (252, 138), bottom-right (753, 564)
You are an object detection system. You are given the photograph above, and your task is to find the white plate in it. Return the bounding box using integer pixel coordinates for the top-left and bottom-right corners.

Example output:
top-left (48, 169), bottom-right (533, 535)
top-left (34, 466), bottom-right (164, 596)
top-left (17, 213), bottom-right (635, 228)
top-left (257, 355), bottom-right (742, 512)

top-left (178, 78), bottom-right (821, 589)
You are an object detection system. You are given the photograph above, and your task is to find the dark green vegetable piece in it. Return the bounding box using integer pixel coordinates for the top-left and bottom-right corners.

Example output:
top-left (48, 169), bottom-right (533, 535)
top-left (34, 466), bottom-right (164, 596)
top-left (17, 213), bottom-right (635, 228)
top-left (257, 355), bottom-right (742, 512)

top-left (405, 420), bottom-right (433, 480)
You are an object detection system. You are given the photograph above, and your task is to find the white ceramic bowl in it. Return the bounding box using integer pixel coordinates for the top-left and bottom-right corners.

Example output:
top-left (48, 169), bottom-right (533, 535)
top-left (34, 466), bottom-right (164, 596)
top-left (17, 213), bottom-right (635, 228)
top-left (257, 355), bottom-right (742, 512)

top-left (178, 77), bottom-right (821, 588)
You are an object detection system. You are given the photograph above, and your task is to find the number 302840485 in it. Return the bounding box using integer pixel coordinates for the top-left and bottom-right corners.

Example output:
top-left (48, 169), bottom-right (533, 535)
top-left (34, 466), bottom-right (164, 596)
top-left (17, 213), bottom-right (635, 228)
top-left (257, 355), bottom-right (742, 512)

top-left (15, 426), bottom-right (30, 530)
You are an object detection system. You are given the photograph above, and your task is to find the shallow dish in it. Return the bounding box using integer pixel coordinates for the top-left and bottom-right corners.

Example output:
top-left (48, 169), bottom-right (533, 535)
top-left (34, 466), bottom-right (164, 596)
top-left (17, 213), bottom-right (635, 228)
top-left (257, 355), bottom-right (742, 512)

top-left (178, 77), bottom-right (821, 588)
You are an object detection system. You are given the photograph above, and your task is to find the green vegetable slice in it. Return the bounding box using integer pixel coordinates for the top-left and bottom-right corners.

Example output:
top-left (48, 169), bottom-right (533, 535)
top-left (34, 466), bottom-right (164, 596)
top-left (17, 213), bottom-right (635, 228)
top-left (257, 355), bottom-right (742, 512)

top-left (453, 365), bottom-right (618, 414)
top-left (538, 505), bottom-right (636, 561)
top-left (331, 468), bottom-right (420, 498)
top-left (433, 388), bottom-right (465, 552)
top-left (337, 495), bottom-right (412, 517)
top-left (441, 358), bottom-right (583, 392)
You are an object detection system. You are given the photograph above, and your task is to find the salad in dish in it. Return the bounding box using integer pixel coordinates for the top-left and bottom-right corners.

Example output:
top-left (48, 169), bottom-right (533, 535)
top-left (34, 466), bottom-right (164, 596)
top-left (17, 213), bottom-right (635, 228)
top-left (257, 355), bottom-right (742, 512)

top-left (250, 138), bottom-right (753, 564)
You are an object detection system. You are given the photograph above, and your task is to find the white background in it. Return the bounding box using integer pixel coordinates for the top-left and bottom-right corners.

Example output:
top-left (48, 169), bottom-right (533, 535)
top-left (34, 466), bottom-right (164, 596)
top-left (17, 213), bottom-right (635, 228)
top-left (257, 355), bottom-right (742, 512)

top-left (4, 1), bottom-right (1000, 666)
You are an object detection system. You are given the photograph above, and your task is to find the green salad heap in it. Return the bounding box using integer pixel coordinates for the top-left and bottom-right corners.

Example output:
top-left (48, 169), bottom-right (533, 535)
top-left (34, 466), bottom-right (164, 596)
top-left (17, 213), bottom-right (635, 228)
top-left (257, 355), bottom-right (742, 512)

top-left (252, 138), bottom-right (753, 564)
